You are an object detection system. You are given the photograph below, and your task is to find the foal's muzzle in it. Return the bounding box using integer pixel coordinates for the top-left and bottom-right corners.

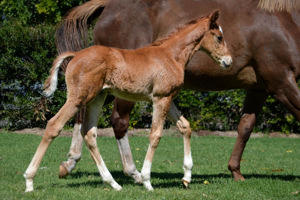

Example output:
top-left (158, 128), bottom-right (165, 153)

top-left (220, 56), bottom-right (232, 68)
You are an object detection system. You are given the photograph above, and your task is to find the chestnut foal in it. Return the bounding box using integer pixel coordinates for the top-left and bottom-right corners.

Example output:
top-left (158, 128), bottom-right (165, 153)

top-left (24, 10), bottom-right (232, 192)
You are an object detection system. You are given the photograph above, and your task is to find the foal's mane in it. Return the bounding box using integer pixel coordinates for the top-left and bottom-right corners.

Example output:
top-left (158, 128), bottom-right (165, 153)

top-left (151, 15), bottom-right (209, 46)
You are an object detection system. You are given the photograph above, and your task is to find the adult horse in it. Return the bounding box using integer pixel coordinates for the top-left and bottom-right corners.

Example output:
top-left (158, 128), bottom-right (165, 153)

top-left (56, 0), bottom-right (300, 183)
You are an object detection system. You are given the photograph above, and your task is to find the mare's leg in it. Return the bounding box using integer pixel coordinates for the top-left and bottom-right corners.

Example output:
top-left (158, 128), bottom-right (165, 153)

top-left (24, 100), bottom-right (80, 192)
top-left (228, 90), bottom-right (267, 181)
top-left (59, 108), bottom-right (85, 178)
top-left (272, 71), bottom-right (300, 121)
top-left (167, 101), bottom-right (193, 188)
top-left (111, 98), bottom-right (142, 183)
top-left (141, 97), bottom-right (172, 191)
top-left (81, 93), bottom-right (122, 190)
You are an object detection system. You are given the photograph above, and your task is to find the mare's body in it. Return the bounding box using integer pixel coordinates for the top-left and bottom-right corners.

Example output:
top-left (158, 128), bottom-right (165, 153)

top-left (57, 0), bottom-right (300, 182)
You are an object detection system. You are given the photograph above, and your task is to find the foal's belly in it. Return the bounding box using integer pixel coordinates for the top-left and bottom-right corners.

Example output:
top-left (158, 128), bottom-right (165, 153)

top-left (103, 87), bottom-right (151, 102)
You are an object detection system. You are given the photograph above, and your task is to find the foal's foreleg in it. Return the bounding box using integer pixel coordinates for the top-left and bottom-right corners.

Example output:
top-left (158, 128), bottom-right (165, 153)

top-left (167, 101), bottom-right (192, 188)
top-left (81, 94), bottom-right (122, 191)
top-left (141, 97), bottom-right (172, 191)
top-left (24, 100), bottom-right (79, 192)
top-left (59, 109), bottom-right (85, 178)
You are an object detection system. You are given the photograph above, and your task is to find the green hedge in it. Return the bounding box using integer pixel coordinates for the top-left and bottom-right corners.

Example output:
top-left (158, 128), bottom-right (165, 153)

top-left (1, 20), bottom-right (299, 133)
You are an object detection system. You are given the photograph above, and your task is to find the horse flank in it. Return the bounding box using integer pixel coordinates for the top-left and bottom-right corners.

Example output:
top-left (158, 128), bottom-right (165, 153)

top-left (43, 52), bottom-right (75, 97)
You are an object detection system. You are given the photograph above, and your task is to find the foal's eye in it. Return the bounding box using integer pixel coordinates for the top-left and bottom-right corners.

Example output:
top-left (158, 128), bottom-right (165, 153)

top-left (217, 36), bottom-right (223, 42)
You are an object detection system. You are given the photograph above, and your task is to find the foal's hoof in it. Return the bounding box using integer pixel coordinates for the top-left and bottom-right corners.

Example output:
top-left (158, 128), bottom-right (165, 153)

top-left (133, 173), bottom-right (143, 184)
top-left (143, 180), bottom-right (154, 191)
top-left (59, 162), bottom-right (69, 178)
top-left (182, 179), bottom-right (190, 188)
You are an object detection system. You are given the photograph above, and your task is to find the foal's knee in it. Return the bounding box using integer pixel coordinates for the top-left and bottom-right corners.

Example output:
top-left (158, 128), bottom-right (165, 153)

top-left (149, 131), bottom-right (162, 148)
top-left (177, 116), bottom-right (191, 138)
top-left (44, 118), bottom-right (61, 141)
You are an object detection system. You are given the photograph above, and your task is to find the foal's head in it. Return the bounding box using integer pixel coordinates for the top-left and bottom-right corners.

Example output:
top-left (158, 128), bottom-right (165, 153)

top-left (198, 10), bottom-right (232, 68)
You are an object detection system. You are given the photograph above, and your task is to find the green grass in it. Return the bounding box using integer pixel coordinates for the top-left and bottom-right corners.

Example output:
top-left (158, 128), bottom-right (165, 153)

top-left (0, 131), bottom-right (299, 199)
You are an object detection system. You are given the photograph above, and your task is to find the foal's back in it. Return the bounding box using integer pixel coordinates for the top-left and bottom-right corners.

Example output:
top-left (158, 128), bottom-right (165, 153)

top-left (67, 45), bottom-right (184, 102)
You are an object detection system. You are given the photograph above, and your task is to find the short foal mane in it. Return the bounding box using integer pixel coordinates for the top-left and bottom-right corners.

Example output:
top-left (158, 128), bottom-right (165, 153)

top-left (151, 15), bottom-right (209, 46)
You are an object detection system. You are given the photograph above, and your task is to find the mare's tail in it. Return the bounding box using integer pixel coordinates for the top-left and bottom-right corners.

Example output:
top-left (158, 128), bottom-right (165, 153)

top-left (56, 0), bottom-right (108, 53)
top-left (43, 52), bottom-right (76, 97)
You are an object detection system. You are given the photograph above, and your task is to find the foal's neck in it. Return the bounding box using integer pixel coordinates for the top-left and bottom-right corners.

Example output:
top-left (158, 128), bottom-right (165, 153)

top-left (157, 18), bottom-right (209, 67)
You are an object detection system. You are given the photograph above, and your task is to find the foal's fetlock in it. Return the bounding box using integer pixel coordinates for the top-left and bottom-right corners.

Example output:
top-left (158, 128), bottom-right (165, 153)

top-left (132, 172), bottom-right (142, 184)
top-left (182, 164), bottom-right (192, 188)
top-left (182, 162), bottom-right (192, 188)
top-left (24, 173), bottom-right (34, 192)
top-left (124, 168), bottom-right (142, 184)
top-left (24, 178), bottom-right (34, 192)
top-left (103, 179), bottom-right (122, 191)
top-left (141, 174), bottom-right (154, 191)
top-left (182, 177), bottom-right (191, 188)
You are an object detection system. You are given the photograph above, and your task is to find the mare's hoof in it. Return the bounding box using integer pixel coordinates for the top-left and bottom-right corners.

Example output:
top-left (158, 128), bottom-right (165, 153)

top-left (232, 170), bottom-right (245, 182)
top-left (234, 176), bottom-right (245, 182)
top-left (59, 162), bottom-right (69, 178)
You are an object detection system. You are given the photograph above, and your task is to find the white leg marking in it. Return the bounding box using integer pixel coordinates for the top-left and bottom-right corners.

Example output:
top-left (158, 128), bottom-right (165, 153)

top-left (141, 158), bottom-right (153, 191)
top-left (183, 152), bottom-right (193, 184)
top-left (117, 133), bottom-right (142, 183)
top-left (167, 102), bottom-right (193, 186)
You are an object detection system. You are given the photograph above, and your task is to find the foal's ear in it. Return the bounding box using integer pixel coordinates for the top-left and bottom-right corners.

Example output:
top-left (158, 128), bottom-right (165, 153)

top-left (208, 10), bottom-right (220, 29)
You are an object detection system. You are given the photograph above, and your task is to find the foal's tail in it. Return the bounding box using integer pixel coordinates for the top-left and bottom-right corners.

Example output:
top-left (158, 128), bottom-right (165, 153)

top-left (43, 52), bottom-right (76, 97)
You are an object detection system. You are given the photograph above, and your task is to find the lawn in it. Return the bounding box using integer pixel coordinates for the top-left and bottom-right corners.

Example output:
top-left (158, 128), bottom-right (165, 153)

top-left (0, 131), bottom-right (299, 199)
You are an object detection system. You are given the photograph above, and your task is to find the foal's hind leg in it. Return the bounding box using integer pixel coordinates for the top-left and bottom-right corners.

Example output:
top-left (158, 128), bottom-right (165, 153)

top-left (24, 100), bottom-right (79, 192)
top-left (59, 109), bottom-right (84, 178)
top-left (167, 101), bottom-right (193, 188)
top-left (81, 94), bottom-right (122, 191)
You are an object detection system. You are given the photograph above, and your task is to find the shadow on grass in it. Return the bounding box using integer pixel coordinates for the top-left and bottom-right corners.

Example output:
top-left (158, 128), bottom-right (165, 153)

top-left (59, 170), bottom-right (300, 189)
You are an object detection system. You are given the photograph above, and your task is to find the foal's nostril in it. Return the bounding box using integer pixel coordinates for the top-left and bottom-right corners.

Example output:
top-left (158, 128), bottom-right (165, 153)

top-left (222, 60), bottom-right (231, 68)
top-left (221, 56), bottom-right (232, 68)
